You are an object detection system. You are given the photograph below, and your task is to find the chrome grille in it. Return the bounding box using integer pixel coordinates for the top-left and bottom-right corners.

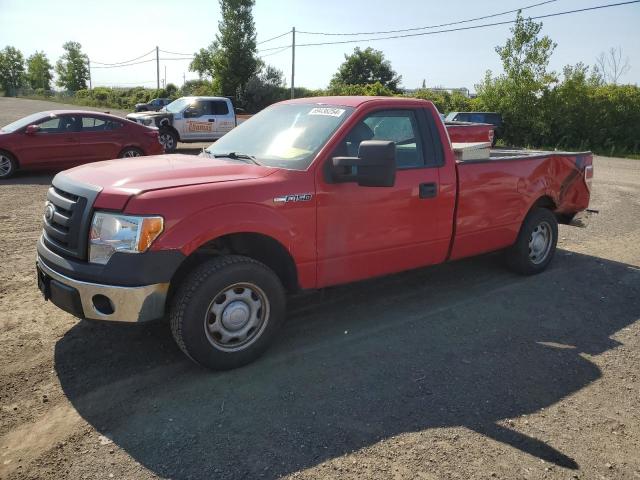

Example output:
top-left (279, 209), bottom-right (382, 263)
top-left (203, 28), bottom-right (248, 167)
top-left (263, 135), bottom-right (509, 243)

top-left (43, 186), bottom-right (87, 258)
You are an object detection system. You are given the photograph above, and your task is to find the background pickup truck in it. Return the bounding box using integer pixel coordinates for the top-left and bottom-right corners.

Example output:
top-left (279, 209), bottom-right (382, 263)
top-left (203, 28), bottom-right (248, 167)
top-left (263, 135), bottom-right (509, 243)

top-left (36, 96), bottom-right (593, 370)
top-left (126, 96), bottom-right (243, 152)
top-left (446, 111), bottom-right (504, 145)
top-left (446, 120), bottom-right (496, 145)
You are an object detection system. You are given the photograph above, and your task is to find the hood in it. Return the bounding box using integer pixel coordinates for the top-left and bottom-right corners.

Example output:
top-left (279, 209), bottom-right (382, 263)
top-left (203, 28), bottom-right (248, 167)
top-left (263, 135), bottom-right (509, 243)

top-left (58, 154), bottom-right (277, 209)
top-left (127, 110), bottom-right (171, 119)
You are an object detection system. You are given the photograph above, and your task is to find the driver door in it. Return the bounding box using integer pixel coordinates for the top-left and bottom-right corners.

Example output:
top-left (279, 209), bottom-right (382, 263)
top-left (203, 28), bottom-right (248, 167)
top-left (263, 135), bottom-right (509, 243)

top-left (315, 108), bottom-right (452, 287)
top-left (180, 100), bottom-right (216, 141)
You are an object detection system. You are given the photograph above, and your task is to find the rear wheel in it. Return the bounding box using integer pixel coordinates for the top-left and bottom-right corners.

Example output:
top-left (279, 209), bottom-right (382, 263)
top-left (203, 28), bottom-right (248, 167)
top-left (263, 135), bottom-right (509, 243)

top-left (0, 151), bottom-right (17, 179)
top-left (506, 208), bottom-right (558, 275)
top-left (118, 147), bottom-right (144, 158)
top-left (170, 255), bottom-right (286, 370)
top-left (159, 129), bottom-right (178, 153)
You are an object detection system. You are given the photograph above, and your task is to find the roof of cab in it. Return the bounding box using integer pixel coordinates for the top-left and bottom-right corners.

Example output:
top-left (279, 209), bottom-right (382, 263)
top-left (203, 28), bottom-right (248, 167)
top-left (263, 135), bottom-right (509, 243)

top-left (280, 96), bottom-right (432, 108)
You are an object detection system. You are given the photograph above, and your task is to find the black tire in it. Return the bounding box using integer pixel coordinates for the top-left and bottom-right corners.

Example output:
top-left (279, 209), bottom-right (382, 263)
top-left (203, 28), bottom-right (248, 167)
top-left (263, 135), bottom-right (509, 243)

top-left (506, 207), bottom-right (558, 275)
top-left (118, 147), bottom-right (144, 158)
top-left (170, 255), bottom-right (286, 370)
top-left (0, 151), bottom-right (17, 179)
top-left (159, 129), bottom-right (178, 153)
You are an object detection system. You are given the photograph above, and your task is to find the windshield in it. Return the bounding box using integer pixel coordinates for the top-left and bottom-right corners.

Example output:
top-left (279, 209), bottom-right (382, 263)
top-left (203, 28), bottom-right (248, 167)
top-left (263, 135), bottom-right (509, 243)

top-left (205, 103), bottom-right (353, 170)
top-left (1, 112), bottom-right (47, 133)
top-left (164, 98), bottom-right (192, 113)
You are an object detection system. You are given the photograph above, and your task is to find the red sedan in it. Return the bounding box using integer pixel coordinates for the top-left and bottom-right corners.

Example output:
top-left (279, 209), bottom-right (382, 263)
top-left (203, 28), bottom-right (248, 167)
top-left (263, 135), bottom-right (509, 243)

top-left (0, 110), bottom-right (164, 179)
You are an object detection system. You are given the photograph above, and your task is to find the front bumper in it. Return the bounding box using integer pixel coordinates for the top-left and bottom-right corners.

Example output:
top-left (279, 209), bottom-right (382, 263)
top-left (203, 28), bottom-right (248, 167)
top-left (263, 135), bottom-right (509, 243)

top-left (37, 257), bottom-right (168, 323)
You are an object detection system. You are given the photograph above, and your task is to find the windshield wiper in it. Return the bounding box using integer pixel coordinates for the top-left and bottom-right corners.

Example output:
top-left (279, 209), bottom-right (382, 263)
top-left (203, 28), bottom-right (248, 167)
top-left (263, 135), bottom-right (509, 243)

top-left (212, 152), bottom-right (261, 165)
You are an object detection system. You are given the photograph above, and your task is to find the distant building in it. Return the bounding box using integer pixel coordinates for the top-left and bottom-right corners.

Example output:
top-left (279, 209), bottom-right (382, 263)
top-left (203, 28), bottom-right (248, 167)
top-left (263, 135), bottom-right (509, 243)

top-left (404, 86), bottom-right (471, 97)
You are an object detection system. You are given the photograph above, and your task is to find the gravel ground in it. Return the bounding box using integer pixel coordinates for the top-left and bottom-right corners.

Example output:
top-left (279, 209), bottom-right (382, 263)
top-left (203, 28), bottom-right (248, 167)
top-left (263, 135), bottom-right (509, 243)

top-left (0, 97), bottom-right (639, 480)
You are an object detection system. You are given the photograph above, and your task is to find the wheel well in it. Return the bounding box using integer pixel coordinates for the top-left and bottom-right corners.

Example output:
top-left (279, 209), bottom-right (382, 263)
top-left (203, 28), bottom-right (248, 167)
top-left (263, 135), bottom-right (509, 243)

top-left (529, 195), bottom-right (574, 224)
top-left (169, 233), bottom-right (299, 301)
top-left (531, 195), bottom-right (556, 211)
top-left (159, 122), bottom-right (179, 138)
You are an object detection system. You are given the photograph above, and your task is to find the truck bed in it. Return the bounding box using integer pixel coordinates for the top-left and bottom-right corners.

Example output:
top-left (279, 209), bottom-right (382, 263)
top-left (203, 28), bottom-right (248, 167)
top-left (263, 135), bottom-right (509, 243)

top-left (450, 149), bottom-right (592, 261)
top-left (457, 148), bottom-right (592, 163)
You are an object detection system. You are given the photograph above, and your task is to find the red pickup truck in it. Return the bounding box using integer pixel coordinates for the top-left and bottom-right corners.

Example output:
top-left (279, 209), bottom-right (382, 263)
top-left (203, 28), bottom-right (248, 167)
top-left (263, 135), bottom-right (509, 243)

top-left (36, 96), bottom-right (593, 370)
top-left (445, 121), bottom-right (496, 145)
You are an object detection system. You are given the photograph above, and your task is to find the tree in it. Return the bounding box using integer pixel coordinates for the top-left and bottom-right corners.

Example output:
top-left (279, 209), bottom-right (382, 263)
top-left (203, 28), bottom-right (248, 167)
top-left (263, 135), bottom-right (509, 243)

top-left (190, 0), bottom-right (259, 96)
top-left (239, 64), bottom-right (286, 112)
top-left (475, 11), bottom-right (556, 145)
top-left (55, 41), bottom-right (89, 91)
top-left (595, 47), bottom-right (631, 85)
top-left (330, 47), bottom-right (401, 92)
top-left (26, 51), bottom-right (53, 90)
top-left (165, 83), bottom-right (179, 97)
top-left (0, 46), bottom-right (26, 95)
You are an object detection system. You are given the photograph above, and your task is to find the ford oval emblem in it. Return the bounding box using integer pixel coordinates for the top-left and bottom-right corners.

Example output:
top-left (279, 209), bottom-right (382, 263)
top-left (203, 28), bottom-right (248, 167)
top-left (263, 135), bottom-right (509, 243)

top-left (44, 202), bottom-right (55, 223)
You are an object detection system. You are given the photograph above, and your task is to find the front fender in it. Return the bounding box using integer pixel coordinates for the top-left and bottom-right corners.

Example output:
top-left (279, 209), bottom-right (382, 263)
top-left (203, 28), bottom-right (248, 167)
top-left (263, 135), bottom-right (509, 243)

top-left (153, 202), bottom-right (300, 258)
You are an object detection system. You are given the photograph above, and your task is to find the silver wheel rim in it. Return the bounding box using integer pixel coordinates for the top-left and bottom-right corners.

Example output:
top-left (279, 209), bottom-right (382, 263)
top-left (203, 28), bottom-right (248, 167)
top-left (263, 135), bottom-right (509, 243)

top-left (528, 221), bottom-right (553, 264)
top-left (159, 133), bottom-right (175, 150)
top-left (123, 149), bottom-right (141, 158)
top-left (0, 155), bottom-right (12, 177)
top-left (204, 282), bottom-right (270, 352)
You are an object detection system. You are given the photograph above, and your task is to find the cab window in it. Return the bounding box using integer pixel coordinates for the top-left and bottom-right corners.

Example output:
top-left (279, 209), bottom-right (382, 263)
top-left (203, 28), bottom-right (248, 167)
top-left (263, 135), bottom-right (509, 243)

top-left (211, 100), bottom-right (229, 115)
top-left (335, 110), bottom-right (424, 169)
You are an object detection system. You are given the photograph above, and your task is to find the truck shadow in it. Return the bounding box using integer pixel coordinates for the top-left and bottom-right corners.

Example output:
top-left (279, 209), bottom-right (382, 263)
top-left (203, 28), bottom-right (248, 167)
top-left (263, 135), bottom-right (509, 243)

top-left (54, 250), bottom-right (640, 479)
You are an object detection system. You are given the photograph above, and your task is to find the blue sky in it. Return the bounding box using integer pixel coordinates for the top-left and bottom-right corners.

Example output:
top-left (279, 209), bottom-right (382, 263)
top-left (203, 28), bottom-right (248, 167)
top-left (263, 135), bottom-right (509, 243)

top-left (0, 0), bottom-right (638, 91)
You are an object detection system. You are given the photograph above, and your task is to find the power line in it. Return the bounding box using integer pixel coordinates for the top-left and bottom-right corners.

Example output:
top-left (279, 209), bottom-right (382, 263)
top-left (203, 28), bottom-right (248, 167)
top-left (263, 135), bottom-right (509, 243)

top-left (94, 80), bottom-right (157, 86)
top-left (159, 49), bottom-right (193, 56)
top-left (257, 30), bottom-right (291, 45)
top-left (91, 48), bottom-right (156, 66)
top-left (258, 46), bottom-right (291, 58)
top-left (297, 0), bottom-right (559, 36)
top-left (91, 57), bottom-right (194, 69)
top-left (292, 1), bottom-right (640, 48)
top-left (91, 58), bottom-right (156, 69)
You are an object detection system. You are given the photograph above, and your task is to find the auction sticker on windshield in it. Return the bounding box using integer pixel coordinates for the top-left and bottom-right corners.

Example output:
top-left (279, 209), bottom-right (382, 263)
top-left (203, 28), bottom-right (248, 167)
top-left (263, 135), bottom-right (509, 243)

top-left (308, 107), bottom-right (345, 117)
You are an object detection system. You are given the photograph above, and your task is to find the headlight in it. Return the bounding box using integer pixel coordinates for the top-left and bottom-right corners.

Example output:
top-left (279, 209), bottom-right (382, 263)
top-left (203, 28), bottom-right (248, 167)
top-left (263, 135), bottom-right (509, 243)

top-left (142, 118), bottom-right (153, 126)
top-left (89, 212), bottom-right (164, 265)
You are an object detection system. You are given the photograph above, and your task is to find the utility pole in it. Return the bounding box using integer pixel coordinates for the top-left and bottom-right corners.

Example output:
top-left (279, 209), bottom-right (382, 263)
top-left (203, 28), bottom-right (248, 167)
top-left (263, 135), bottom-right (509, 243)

top-left (183, 72), bottom-right (186, 86)
top-left (156, 46), bottom-right (160, 91)
top-left (164, 65), bottom-right (167, 88)
top-left (87, 58), bottom-right (92, 91)
top-left (290, 27), bottom-right (295, 99)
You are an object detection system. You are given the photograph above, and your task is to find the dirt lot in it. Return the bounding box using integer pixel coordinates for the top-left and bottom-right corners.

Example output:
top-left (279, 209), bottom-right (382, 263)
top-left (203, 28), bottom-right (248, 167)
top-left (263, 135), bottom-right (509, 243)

top-left (1, 97), bottom-right (639, 480)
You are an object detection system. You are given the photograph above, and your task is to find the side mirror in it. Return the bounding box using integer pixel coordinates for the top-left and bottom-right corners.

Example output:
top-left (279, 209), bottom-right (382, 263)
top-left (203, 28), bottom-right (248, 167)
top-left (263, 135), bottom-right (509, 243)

top-left (25, 124), bottom-right (40, 135)
top-left (331, 140), bottom-right (396, 187)
top-left (184, 107), bottom-right (198, 118)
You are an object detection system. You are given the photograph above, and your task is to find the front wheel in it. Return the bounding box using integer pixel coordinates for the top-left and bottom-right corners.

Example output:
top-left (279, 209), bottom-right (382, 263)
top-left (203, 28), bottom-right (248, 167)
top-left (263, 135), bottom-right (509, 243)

top-left (159, 129), bottom-right (178, 153)
top-left (0, 151), bottom-right (17, 179)
top-left (118, 147), bottom-right (144, 158)
top-left (506, 208), bottom-right (558, 275)
top-left (169, 255), bottom-right (286, 370)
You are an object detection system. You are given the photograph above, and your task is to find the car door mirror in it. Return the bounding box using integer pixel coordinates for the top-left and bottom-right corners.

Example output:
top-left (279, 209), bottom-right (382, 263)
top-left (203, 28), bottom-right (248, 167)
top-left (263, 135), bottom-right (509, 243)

top-left (331, 140), bottom-right (396, 187)
top-left (25, 124), bottom-right (40, 135)
top-left (184, 107), bottom-right (199, 118)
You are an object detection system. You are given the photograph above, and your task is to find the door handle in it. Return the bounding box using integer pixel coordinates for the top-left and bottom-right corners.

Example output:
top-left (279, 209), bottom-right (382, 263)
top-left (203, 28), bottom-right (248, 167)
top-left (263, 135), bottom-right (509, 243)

top-left (207, 119), bottom-right (215, 122)
top-left (419, 182), bottom-right (438, 199)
